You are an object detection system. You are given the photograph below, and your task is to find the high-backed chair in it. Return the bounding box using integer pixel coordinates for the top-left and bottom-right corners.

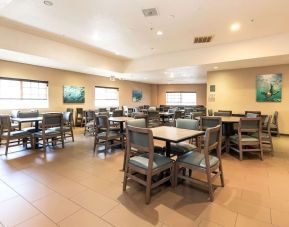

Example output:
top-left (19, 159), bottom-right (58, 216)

top-left (123, 125), bottom-right (174, 204)
top-left (208, 109), bottom-right (213, 116)
top-left (98, 108), bottom-right (107, 112)
top-left (0, 115), bottom-right (33, 155)
top-left (170, 119), bottom-right (199, 156)
top-left (191, 111), bottom-right (204, 120)
top-left (174, 125), bottom-right (224, 201)
top-left (33, 113), bottom-right (64, 152)
top-left (172, 110), bottom-right (182, 125)
top-left (112, 110), bottom-right (123, 117)
top-left (218, 110), bottom-right (232, 116)
top-left (61, 112), bottom-right (74, 142)
top-left (229, 117), bottom-right (263, 160)
top-left (270, 111), bottom-right (279, 136)
top-left (261, 115), bottom-right (274, 155)
top-left (147, 110), bottom-right (161, 128)
top-left (75, 108), bottom-right (84, 127)
top-left (214, 111), bottom-right (231, 117)
top-left (84, 110), bottom-right (95, 135)
top-left (131, 112), bottom-right (148, 128)
top-left (93, 115), bottom-right (123, 153)
top-left (66, 108), bottom-right (74, 127)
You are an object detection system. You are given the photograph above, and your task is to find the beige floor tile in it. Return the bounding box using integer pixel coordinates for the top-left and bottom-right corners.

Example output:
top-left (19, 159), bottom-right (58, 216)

top-left (235, 214), bottom-right (277, 227)
top-left (0, 171), bottom-right (35, 187)
top-left (103, 204), bottom-right (163, 227)
top-left (197, 219), bottom-right (224, 227)
top-left (70, 189), bottom-right (118, 217)
top-left (15, 214), bottom-right (57, 227)
top-left (13, 180), bottom-right (54, 202)
top-left (0, 181), bottom-right (18, 202)
top-left (271, 209), bottom-right (289, 227)
top-left (199, 203), bottom-right (237, 227)
top-left (0, 196), bottom-right (39, 226)
top-left (59, 209), bottom-right (113, 227)
top-left (33, 192), bottom-right (81, 223)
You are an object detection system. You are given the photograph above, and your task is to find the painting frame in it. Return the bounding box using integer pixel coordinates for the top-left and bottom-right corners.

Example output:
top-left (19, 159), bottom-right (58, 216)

top-left (63, 85), bottom-right (85, 103)
top-left (132, 90), bottom-right (143, 102)
top-left (256, 74), bottom-right (282, 102)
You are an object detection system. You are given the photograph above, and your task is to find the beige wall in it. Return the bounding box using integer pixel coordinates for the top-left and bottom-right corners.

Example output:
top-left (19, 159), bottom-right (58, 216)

top-left (156, 84), bottom-right (207, 106)
top-left (207, 64), bottom-right (289, 134)
top-left (0, 60), bottom-right (152, 113)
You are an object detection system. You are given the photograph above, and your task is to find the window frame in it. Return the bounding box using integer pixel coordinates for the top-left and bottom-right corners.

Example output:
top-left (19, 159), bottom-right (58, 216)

top-left (94, 86), bottom-right (120, 108)
top-left (165, 91), bottom-right (197, 106)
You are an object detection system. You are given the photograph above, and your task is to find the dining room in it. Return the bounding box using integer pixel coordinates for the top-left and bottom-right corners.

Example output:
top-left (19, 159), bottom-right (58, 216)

top-left (1, 1), bottom-right (289, 227)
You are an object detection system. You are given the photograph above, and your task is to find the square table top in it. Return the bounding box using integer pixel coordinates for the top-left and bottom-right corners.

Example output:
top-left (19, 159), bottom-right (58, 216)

top-left (159, 112), bottom-right (174, 116)
top-left (150, 126), bottom-right (204, 143)
top-left (11, 117), bottom-right (43, 123)
top-left (108, 116), bottom-right (133, 122)
top-left (195, 116), bottom-right (241, 123)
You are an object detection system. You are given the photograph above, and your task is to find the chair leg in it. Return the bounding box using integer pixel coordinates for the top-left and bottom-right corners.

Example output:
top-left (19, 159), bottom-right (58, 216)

top-left (145, 175), bottom-right (152, 204)
top-left (239, 143), bottom-right (243, 161)
top-left (61, 134), bottom-right (64, 148)
top-left (71, 129), bottom-right (74, 142)
top-left (219, 164), bottom-right (225, 187)
top-left (93, 137), bottom-right (98, 153)
top-left (260, 143), bottom-right (263, 161)
top-left (5, 138), bottom-right (9, 155)
top-left (270, 138), bottom-right (274, 155)
top-left (206, 169), bottom-right (214, 202)
top-left (43, 138), bottom-right (47, 152)
top-left (173, 163), bottom-right (179, 188)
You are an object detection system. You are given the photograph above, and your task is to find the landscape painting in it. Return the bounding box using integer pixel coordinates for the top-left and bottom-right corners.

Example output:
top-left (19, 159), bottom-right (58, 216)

top-left (64, 86), bottom-right (85, 103)
top-left (132, 90), bottom-right (142, 102)
top-left (256, 74), bottom-right (282, 102)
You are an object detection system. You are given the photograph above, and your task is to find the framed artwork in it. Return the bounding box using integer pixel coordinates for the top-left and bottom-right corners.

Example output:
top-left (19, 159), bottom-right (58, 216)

top-left (256, 74), bottom-right (282, 102)
top-left (132, 90), bottom-right (142, 102)
top-left (63, 86), bottom-right (85, 103)
top-left (210, 85), bottom-right (216, 92)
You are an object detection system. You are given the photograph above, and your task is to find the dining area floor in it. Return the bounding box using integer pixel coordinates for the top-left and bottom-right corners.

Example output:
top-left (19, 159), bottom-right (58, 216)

top-left (0, 128), bottom-right (289, 227)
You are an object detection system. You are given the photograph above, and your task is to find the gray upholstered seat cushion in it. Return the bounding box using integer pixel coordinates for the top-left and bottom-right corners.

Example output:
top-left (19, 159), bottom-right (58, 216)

top-left (129, 153), bottom-right (173, 169)
top-left (51, 126), bottom-right (71, 132)
top-left (97, 131), bottom-right (120, 138)
top-left (177, 151), bottom-right (219, 168)
top-left (230, 134), bottom-right (259, 142)
top-left (33, 130), bottom-right (61, 136)
top-left (170, 142), bottom-right (196, 154)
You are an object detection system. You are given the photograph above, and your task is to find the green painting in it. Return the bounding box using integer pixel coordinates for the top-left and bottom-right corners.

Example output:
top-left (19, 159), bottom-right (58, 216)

top-left (64, 86), bottom-right (85, 103)
top-left (256, 74), bottom-right (282, 102)
top-left (132, 90), bottom-right (142, 102)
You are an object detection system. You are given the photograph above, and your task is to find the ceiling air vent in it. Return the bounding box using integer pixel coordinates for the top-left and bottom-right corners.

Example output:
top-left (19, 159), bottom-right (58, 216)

top-left (142, 8), bottom-right (158, 17)
top-left (194, 35), bottom-right (214, 44)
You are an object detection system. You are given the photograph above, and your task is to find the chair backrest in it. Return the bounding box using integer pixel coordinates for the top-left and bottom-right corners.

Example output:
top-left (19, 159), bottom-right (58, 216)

top-left (110, 107), bottom-right (117, 112)
top-left (85, 110), bottom-right (95, 121)
top-left (66, 108), bottom-right (74, 114)
top-left (272, 111), bottom-right (278, 125)
top-left (18, 110), bottom-right (39, 118)
top-left (204, 125), bottom-right (222, 155)
top-left (239, 117), bottom-right (261, 133)
top-left (143, 105), bottom-right (150, 109)
top-left (176, 119), bottom-right (199, 130)
top-left (112, 110), bottom-right (123, 117)
top-left (42, 113), bottom-right (63, 129)
top-left (214, 111), bottom-right (231, 116)
top-left (148, 106), bottom-right (156, 111)
top-left (246, 113), bottom-right (259, 118)
top-left (11, 110), bottom-right (20, 118)
top-left (200, 117), bottom-right (222, 131)
top-left (63, 112), bottom-right (72, 125)
top-left (98, 111), bottom-right (109, 117)
top-left (218, 110), bottom-right (232, 116)
top-left (185, 108), bottom-right (193, 115)
top-left (94, 115), bottom-right (109, 133)
top-left (263, 115), bottom-right (272, 133)
top-left (191, 112), bottom-right (203, 119)
top-left (127, 118), bottom-right (146, 128)
top-left (245, 111), bottom-right (261, 117)
top-left (173, 110), bottom-right (182, 120)
top-left (168, 109), bottom-right (175, 113)
top-left (131, 113), bottom-right (148, 127)
top-left (0, 115), bottom-right (11, 132)
top-left (208, 109), bottom-right (213, 116)
top-left (133, 107), bottom-right (140, 113)
top-left (126, 125), bottom-right (154, 154)
top-left (147, 110), bottom-right (159, 119)
top-left (98, 108), bottom-right (107, 112)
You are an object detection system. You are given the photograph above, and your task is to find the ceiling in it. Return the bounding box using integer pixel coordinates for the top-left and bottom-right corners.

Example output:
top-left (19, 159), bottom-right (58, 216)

top-left (1, 0), bottom-right (289, 84)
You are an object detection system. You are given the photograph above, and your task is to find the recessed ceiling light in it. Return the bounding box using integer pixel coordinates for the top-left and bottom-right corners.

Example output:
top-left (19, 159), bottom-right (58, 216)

top-left (156, 30), bottom-right (163, 36)
top-left (230, 23), bottom-right (240, 31)
top-left (43, 0), bottom-right (53, 6)
top-left (214, 66), bottom-right (219, 70)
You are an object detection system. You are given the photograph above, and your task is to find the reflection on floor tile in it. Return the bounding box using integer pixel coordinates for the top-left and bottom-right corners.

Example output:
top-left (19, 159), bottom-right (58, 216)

top-left (0, 129), bottom-right (289, 226)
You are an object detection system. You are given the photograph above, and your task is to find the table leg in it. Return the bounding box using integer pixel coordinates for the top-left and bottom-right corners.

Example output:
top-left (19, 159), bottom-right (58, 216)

top-left (165, 141), bottom-right (171, 157)
top-left (120, 122), bottom-right (124, 134)
top-left (34, 120), bottom-right (39, 149)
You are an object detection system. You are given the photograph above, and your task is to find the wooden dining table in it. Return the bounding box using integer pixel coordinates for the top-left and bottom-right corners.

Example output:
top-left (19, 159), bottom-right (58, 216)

top-left (108, 116), bottom-right (133, 133)
top-left (150, 126), bottom-right (204, 157)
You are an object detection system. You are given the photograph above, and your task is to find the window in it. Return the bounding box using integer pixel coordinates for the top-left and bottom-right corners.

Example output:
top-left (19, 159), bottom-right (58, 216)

top-left (166, 92), bottom-right (197, 105)
top-left (0, 77), bottom-right (48, 109)
top-left (95, 86), bottom-right (119, 107)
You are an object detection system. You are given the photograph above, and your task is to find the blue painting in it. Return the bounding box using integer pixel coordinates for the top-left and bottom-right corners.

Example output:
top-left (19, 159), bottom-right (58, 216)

top-left (132, 90), bottom-right (142, 102)
top-left (256, 74), bottom-right (282, 102)
top-left (64, 86), bottom-right (85, 103)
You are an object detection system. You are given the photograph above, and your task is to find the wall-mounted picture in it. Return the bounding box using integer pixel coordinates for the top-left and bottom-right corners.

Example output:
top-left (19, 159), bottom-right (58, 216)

top-left (63, 86), bottom-right (85, 103)
top-left (132, 90), bottom-right (142, 102)
top-left (256, 74), bottom-right (282, 102)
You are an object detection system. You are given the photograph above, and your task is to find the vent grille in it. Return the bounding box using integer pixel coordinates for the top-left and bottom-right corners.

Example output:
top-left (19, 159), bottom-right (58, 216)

top-left (142, 8), bottom-right (158, 17)
top-left (194, 36), bottom-right (214, 43)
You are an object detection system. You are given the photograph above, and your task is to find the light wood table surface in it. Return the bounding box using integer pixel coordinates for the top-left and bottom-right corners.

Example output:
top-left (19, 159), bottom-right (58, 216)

top-left (108, 116), bottom-right (133, 133)
top-left (151, 126), bottom-right (204, 157)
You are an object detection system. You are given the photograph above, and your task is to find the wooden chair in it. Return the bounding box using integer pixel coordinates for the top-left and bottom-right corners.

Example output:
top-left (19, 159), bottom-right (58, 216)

top-left (207, 109), bottom-right (213, 116)
top-left (0, 115), bottom-right (33, 155)
top-left (270, 111), bottom-right (279, 136)
top-left (229, 117), bottom-right (263, 160)
top-left (131, 112), bottom-right (148, 128)
top-left (218, 110), bottom-right (232, 116)
top-left (75, 108), bottom-right (85, 127)
top-left (172, 110), bottom-right (183, 125)
top-left (84, 110), bottom-right (95, 135)
top-left (170, 119), bottom-right (199, 156)
top-left (112, 110), bottom-right (123, 117)
top-left (66, 108), bottom-right (74, 127)
top-left (93, 115), bottom-right (123, 153)
top-left (147, 110), bottom-right (161, 128)
top-left (174, 125), bottom-right (224, 201)
top-left (261, 115), bottom-right (274, 155)
top-left (33, 113), bottom-right (64, 152)
top-left (214, 111), bottom-right (231, 116)
top-left (98, 108), bottom-right (107, 112)
top-left (191, 111), bottom-right (204, 120)
top-left (123, 125), bottom-right (174, 204)
top-left (62, 112), bottom-right (74, 142)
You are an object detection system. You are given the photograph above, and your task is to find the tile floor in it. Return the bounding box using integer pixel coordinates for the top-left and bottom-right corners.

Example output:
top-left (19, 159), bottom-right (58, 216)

top-left (0, 128), bottom-right (289, 227)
